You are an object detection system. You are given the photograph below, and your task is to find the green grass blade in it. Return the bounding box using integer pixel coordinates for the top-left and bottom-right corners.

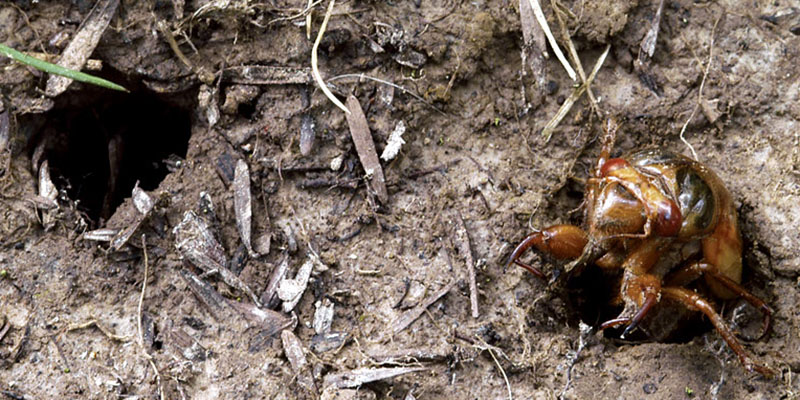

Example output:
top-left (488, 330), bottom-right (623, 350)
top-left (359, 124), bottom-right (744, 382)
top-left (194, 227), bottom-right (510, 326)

top-left (0, 43), bottom-right (128, 92)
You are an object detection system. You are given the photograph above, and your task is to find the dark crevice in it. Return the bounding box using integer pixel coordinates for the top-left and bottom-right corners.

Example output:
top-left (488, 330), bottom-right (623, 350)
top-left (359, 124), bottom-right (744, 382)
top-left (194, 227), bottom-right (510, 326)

top-left (26, 82), bottom-right (193, 224)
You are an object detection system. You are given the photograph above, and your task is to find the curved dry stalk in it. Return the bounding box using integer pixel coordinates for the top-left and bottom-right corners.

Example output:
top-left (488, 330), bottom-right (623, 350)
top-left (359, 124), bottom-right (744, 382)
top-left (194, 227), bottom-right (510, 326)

top-left (311, 0), bottom-right (350, 114)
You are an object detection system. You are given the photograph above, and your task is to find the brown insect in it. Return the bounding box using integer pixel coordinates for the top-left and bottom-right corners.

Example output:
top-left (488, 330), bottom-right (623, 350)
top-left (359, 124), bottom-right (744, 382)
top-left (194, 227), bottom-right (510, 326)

top-left (507, 119), bottom-right (773, 377)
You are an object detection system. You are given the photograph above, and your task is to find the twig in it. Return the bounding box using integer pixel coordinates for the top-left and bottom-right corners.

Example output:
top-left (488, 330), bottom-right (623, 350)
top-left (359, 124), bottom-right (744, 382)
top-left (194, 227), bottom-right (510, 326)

top-left (139, 235), bottom-right (165, 400)
top-left (453, 213), bottom-right (479, 318)
top-left (345, 94), bottom-right (389, 204)
top-left (392, 281), bottom-right (456, 334)
top-left (157, 20), bottom-right (193, 70)
top-left (678, 16), bottom-right (720, 161)
top-left (311, 0), bottom-right (350, 114)
top-left (328, 73), bottom-right (446, 115)
top-left (65, 319), bottom-right (129, 341)
top-left (527, 0), bottom-right (576, 80)
top-left (45, 0), bottom-right (123, 96)
top-left (550, 0), bottom-right (601, 119)
top-left (541, 44), bottom-right (610, 141)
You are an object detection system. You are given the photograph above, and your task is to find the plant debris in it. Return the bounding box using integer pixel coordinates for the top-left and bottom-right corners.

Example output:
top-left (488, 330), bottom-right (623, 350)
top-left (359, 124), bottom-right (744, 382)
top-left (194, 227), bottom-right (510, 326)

top-left (453, 212), bottom-right (479, 318)
top-left (345, 95), bottom-right (388, 204)
top-left (277, 253), bottom-right (315, 313)
top-left (323, 367), bottom-right (426, 389)
top-left (392, 280), bottom-right (456, 334)
top-left (45, 0), bottom-right (121, 97)
top-left (519, 0), bottom-right (548, 89)
top-left (233, 159), bottom-right (257, 257)
top-left (173, 211), bottom-right (262, 307)
top-left (108, 185), bottom-right (154, 251)
top-left (380, 121), bottom-right (406, 162)
top-left (37, 160), bottom-right (58, 230)
top-left (281, 329), bottom-right (317, 393)
top-left (179, 269), bottom-right (291, 335)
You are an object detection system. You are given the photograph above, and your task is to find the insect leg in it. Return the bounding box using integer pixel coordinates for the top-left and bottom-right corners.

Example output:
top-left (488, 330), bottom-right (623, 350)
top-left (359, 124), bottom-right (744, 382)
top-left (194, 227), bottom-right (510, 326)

top-left (666, 262), bottom-right (772, 341)
top-left (662, 286), bottom-right (774, 377)
top-left (506, 225), bottom-right (588, 279)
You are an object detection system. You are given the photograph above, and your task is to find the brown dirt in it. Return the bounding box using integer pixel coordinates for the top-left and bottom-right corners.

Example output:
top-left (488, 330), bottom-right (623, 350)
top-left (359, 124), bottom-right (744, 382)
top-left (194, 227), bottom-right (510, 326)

top-left (1, 1), bottom-right (799, 399)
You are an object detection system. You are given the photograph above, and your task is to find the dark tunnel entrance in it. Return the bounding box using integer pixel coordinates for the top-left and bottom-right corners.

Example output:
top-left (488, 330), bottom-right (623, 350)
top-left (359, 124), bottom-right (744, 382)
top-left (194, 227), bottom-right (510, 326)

top-left (27, 87), bottom-right (192, 224)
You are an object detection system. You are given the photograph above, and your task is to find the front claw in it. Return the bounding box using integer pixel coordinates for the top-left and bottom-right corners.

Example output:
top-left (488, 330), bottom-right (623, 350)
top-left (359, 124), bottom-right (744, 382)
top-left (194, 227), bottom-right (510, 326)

top-left (505, 225), bottom-right (589, 280)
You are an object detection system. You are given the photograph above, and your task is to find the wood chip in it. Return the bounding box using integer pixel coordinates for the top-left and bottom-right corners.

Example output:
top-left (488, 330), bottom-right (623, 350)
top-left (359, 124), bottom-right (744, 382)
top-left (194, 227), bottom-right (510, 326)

top-left (639, 0), bottom-right (665, 59)
top-left (233, 159), bottom-right (257, 257)
top-left (519, 0), bottom-right (548, 88)
top-left (323, 367), bottom-right (425, 389)
top-left (281, 330), bottom-right (317, 393)
top-left (110, 185), bottom-right (154, 251)
top-left (345, 95), bottom-right (388, 204)
top-left (222, 65), bottom-right (312, 85)
top-left (168, 328), bottom-right (207, 362)
top-left (392, 280), bottom-right (456, 334)
top-left (278, 254), bottom-right (315, 313)
top-left (38, 160), bottom-right (58, 230)
top-left (0, 107), bottom-right (9, 152)
top-left (45, 0), bottom-right (120, 97)
top-left (174, 211), bottom-right (262, 307)
top-left (132, 185), bottom-right (154, 215)
top-left (180, 269), bottom-right (291, 335)
top-left (300, 114), bottom-right (316, 156)
top-left (83, 228), bottom-right (120, 242)
top-left (311, 331), bottom-right (349, 353)
top-left (262, 256), bottom-right (290, 307)
top-left (313, 298), bottom-right (335, 335)
top-left (367, 348), bottom-right (448, 364)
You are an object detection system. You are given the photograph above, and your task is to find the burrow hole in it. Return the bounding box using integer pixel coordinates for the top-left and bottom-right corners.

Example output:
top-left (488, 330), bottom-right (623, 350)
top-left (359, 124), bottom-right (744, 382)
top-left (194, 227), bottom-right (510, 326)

top-left (26, 83), bottom-right (192, 224)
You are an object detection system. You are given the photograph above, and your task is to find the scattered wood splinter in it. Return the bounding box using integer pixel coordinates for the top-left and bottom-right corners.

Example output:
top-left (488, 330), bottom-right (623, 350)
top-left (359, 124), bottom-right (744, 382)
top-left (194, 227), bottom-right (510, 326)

top-left (345, 94), bottom-right (389, 204)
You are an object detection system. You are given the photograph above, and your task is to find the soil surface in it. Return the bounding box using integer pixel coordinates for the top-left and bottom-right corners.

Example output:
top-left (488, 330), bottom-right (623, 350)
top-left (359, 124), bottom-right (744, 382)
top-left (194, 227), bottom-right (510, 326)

top-left (1, 1), bottom-right (799, 399)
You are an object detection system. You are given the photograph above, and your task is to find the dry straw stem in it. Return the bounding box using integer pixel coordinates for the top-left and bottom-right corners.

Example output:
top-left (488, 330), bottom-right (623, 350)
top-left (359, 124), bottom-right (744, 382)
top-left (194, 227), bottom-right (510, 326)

top-left (312, 0), bottom-right (350, 114)
top-left (541, 44), bottom-right (610, 141)
top-left (550, 0), bottom-right (601, 119)
top-left (527, 0), bottom-right (576, 80)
